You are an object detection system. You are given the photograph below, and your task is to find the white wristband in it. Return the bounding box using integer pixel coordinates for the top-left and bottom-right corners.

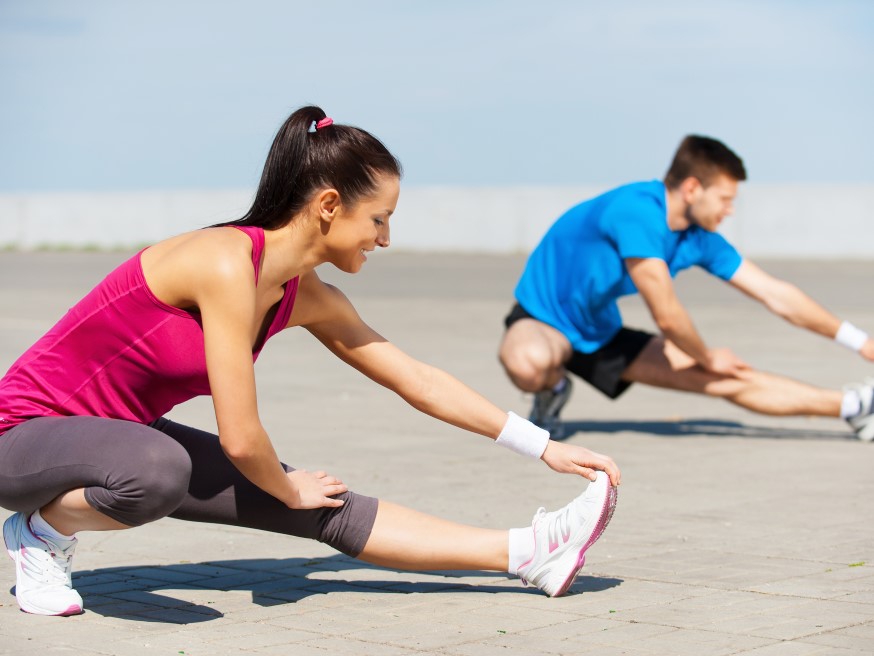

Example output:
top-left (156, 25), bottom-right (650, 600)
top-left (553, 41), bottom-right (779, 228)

top-left (495, 412), bottom-right (550, 459)
top-left (835, 321), bottom-right (868, 352)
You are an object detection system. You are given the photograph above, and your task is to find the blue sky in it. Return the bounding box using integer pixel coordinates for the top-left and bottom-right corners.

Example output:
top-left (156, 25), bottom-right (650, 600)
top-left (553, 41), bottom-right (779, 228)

top-left (1, 0), bottom-right (872, 191)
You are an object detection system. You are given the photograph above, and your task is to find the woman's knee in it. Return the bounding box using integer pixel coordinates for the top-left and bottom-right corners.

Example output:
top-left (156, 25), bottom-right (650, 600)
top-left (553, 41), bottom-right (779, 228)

top-left (91, 437), bottom-right (192, 526)
top-left (316, 491), bottom-right (379, 557)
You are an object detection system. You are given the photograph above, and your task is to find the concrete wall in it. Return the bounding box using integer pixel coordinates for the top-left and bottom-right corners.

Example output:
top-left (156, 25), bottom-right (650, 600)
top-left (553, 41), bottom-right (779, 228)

top-left (1, 184), bottom-right (872, 257)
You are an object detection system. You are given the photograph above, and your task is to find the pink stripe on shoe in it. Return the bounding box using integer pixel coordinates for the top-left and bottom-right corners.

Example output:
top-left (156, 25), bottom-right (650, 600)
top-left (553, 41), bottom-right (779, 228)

top-left (553, 484), bottom-right (618, 597)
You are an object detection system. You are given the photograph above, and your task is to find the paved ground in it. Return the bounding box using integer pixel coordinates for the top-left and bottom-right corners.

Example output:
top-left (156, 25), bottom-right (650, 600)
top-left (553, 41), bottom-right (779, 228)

top-left (0, 251), bottom-right (872, 655)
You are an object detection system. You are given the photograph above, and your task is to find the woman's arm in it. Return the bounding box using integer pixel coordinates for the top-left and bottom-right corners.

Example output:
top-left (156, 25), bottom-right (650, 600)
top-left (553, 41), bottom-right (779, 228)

top-left (294, 272), bottom-right (621, 484)
top-left (185, 236), bottom-right (347, 509)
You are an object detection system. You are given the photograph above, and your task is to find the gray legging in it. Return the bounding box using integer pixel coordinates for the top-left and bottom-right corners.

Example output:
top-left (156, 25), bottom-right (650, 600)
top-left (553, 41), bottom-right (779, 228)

top-left (0, 415), bottom-right (378, 557)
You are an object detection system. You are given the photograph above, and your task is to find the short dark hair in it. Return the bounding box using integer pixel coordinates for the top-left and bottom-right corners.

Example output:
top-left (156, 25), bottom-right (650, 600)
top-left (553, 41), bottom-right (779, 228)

top-left (663, 135), bottom-right (746, 189)
top-left (221, 106), bottom-right (402, 230)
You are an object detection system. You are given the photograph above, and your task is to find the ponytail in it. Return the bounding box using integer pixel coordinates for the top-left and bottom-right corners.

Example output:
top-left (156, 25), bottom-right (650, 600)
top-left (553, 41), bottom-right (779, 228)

top-left (220, 106), bottom-right (402, 230)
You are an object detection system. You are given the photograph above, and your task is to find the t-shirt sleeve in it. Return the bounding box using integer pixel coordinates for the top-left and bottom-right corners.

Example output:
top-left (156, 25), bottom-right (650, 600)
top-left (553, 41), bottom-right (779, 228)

top-left (604, 198), bottom-right (668, 261)
top-left (696, 231), bottom-right (743, 280)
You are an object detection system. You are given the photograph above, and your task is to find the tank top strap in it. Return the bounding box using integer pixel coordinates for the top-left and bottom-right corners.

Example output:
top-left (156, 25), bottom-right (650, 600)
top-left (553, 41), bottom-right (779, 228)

top-left (230, 226), bottom-right (265, 284)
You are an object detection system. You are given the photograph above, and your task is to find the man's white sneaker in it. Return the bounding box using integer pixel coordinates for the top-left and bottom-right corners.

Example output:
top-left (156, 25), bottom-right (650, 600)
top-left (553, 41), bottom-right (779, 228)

top-left (516, 471), bottom-right (617, 597)
top-left (3, 512), bottom-right (83, 616)
top-left (846, 379), bottom-right (874, 442)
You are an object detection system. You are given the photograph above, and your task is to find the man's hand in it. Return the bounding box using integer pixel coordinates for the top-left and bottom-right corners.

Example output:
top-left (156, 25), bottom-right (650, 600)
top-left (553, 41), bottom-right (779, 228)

top-left (541, 441), bottom-right (621, 487)
top-left (860, 338), bottom-right (874, 363)
top-left (705, 347), bottom-right (750, 377)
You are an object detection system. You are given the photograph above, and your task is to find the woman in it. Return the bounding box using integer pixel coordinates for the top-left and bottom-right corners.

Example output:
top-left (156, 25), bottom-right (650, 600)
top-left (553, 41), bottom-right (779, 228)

top-left (0, 107), bottom-right (620, 617)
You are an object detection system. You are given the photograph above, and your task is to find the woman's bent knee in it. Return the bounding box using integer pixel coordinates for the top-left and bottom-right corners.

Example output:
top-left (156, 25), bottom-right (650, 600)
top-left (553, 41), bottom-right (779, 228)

top-left (317, 492), bottom-right (379, 557)
top-left (85, 437), bottom-right (192, 526)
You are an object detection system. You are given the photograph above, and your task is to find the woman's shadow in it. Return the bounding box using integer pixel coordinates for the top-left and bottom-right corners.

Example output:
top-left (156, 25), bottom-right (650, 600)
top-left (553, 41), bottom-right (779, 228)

top-left (58, 555), bottom-right (623, 623)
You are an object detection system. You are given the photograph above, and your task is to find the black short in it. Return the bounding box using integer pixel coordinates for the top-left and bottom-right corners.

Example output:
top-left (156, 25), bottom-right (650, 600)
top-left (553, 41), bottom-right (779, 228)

top-left (504, 303), bottom-right (654, 399)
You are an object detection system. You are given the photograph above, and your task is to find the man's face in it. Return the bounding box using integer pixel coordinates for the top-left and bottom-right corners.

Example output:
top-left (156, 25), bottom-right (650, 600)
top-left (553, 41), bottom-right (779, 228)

top-left (686, 173), bottom-right (738, 232)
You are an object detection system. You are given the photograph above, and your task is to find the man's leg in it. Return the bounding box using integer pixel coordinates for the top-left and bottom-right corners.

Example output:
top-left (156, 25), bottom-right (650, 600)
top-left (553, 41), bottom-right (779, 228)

top-left (499, 317), bottom-right (576, 436)
top-left (621, 336), bottom-right (842, 417)
top-left (499, 317), bottom-right (571, 393)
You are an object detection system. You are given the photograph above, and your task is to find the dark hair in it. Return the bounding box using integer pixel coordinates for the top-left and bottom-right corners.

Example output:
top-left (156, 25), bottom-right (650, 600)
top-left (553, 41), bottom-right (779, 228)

top-left (663, 135), bottom-right (746, 189)
top-left (220, 106), bottom-right (402, 230)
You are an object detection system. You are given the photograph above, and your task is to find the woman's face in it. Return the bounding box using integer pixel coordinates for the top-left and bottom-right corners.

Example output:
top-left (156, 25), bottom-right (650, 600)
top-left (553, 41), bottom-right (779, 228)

top-left (325, 174), bottom-right (400, 274)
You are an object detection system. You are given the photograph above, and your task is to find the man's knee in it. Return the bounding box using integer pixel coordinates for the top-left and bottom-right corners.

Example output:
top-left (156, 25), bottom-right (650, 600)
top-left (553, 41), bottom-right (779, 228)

top-left (499, 342), bottom-right (555, 392)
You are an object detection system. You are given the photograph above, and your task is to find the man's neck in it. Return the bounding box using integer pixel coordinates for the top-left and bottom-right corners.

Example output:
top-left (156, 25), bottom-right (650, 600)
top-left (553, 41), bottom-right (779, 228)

top-left (664, 185), bottom-right (691, 232)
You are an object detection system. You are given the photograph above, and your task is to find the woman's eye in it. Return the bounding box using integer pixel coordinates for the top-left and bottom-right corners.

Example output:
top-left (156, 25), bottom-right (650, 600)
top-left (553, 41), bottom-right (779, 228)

top-left (373, 218), bottom-right (384, 226)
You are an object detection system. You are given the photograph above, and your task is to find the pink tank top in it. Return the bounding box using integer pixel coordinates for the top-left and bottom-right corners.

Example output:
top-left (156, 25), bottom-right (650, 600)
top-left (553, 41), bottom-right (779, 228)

top-left (0, 226), bottom-right (299, 435)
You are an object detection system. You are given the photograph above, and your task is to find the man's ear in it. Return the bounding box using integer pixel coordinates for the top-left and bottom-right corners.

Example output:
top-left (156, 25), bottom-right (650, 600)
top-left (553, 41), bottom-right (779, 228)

top-left (316, 188), bottom-right (341, 223)
top-left (679, 176), bottom-right (702, 204)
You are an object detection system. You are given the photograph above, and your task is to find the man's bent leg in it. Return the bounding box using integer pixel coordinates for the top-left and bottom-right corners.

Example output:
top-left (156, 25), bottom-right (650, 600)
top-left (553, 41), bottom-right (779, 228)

top-left (499, 318), bottom-right (572, 393)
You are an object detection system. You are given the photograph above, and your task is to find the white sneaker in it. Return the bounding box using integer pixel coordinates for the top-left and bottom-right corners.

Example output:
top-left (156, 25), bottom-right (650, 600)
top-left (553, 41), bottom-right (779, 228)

top-left (846, 379), bottom-right (874, 442)
top-left (3, 512), bottom-right (83, 616)
top-left (516, 471), bottom-right (617, 597)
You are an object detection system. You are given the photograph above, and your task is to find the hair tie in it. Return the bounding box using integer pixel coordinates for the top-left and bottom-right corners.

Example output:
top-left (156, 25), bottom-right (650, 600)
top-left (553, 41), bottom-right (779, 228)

top-left (316, 117), bottom-right (333, 130)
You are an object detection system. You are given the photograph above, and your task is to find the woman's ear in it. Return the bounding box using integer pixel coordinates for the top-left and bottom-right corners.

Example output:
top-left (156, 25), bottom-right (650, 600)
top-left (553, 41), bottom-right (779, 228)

top-left (316, 188), bottom-right (341, 223)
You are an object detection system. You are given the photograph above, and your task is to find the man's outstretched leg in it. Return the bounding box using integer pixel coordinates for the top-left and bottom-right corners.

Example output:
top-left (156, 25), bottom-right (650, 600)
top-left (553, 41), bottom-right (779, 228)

top-left (622, 337), bottom-right (874, 438)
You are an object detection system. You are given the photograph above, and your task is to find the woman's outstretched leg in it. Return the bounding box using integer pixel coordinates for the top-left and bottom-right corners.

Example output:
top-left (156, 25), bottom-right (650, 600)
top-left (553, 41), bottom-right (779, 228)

top-left (158, 418), bottom-right (619, 597)
top-left (357, 471), bottom-right (618, 597)
top-left (358, 501), bottom-right (509, 571)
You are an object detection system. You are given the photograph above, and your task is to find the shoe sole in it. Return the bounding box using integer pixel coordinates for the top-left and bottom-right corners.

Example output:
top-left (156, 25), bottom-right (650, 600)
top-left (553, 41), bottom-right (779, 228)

top-left (851, 415), bottom-right (874, 442)
top-left (552, 481), bottom-right (618, 597)
top-left (3, 515), bottom-right (83, 617)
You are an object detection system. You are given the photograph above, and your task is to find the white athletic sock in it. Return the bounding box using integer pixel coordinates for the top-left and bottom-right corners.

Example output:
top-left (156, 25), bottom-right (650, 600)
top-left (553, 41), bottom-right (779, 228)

top-left (841, 389), bottom-right (862, 419)
top-left (508, 526), bottom-right (535, 575)
top-left (29, 509), bottom-right (76, 543)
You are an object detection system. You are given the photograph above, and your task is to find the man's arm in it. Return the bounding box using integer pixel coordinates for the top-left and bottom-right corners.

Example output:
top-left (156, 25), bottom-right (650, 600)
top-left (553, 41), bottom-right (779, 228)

top-left (729, 260), bottom-right (874, 361)
top-left (626, 257), bottom-right (749, 375)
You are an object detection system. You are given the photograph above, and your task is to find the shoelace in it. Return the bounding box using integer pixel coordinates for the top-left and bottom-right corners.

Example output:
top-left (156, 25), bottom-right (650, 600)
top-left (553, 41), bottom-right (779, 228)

top-left (22, 536), bottom-right (76, 586)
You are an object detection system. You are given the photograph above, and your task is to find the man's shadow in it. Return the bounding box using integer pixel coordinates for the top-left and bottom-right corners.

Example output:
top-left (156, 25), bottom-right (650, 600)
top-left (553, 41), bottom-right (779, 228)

top-left (558, 418), bottom-right (852, 441)
top-left (51, 555), bottom-right (622, 623)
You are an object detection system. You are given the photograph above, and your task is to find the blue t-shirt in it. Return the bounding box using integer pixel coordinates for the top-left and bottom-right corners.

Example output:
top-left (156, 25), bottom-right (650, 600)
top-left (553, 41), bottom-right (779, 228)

top-left (514, 180), bottom-right (743, 353)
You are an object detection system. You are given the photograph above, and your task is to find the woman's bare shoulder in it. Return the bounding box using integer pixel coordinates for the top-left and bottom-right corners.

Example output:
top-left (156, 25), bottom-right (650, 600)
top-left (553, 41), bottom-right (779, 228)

top-left (141, 227), bottom-right (255, 308)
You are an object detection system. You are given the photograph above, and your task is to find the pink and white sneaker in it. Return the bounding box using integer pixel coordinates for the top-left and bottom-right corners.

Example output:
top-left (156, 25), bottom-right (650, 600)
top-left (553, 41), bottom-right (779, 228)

top-left (4, 512), bottom-right (83, 616)
top-left (517, 471), bottom-right (617, 597)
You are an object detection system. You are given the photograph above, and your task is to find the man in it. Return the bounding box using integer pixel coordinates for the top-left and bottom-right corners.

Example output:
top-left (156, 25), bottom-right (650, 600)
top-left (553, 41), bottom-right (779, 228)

top-left (499, 136), bottom-right (874, 440)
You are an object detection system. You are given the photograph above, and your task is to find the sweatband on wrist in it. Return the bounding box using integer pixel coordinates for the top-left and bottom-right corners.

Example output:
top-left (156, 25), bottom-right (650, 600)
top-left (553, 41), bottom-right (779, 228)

top-left (835, 321), bottom-right (868, 352)
top-left (495, 411), bottom-right (550, 459)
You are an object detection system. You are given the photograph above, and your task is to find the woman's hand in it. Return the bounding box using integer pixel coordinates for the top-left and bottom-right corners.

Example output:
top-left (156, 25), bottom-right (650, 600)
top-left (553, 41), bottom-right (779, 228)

top-left (541, 441), bottom-right (621, 487)
top-left (285, 470), bottom-right (348, 509)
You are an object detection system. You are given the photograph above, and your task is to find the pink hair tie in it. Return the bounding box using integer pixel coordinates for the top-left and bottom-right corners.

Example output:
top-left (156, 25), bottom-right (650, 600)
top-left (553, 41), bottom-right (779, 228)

top-left (316, 117), bottom-right (333, 130)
